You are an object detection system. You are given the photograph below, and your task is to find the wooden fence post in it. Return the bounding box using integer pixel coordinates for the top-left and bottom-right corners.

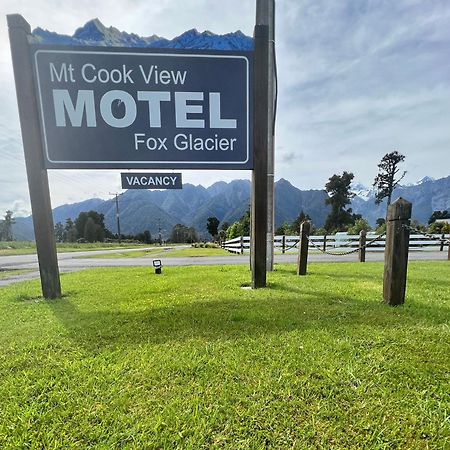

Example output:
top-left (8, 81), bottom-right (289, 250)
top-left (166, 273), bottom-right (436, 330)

top-left (448, 237), bottom-right (450, 261)
top-left (358, 230), bottom-right (366, 262)
top-left (440, 233), bottom-right (444, 252)
top-left (281, 235), bottom-right (286, 254)
top-left (383, 198), bottom-right (412, 306)
top-left (323, 234), bottom-right (327, 252)
top-left (297, 221), bottom-right (310, 275)
top-left (240, 236), bottom-right (244, 255)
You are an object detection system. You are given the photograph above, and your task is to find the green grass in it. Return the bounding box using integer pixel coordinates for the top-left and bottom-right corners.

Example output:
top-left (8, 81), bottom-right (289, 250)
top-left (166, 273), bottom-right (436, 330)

top-left (0, 269), bottom-right (34, 280)
top-left (0, 261), bottom-right (449, 449)
top-left (81, 246), bottom-right (234, 259)
top-left (78, 247), bottom-right (170, 259)
top-left (0, 241), bottom-right (152, 256)
top-left (162, 247), bottom-right (234, 257)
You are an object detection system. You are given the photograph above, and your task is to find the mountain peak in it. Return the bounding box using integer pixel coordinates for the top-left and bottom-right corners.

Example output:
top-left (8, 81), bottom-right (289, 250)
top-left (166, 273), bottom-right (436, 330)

top-left (276, 178), bottom-right (293, 186)
top-left (31, 20), bottom-right (252, 50)
top-left (73, 18), bottom-right (108, 40)
top-left (417, 176), bottom-right (435, 185)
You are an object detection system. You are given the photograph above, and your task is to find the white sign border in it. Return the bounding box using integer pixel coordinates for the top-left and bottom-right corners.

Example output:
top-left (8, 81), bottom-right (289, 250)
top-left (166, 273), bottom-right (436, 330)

top-left (34, 49), bottom-right (250, 167)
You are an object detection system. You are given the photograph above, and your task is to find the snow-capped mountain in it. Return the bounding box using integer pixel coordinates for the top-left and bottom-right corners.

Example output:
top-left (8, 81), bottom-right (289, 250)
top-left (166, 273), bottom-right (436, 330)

top-left (31, 18), bottom-right (253, 50)
top-left (351, 176), bottom-right (437, 201)
top-left (351, 182), bottom-right (374, 201)
top-left (407, 176), bottom-right (436, 186)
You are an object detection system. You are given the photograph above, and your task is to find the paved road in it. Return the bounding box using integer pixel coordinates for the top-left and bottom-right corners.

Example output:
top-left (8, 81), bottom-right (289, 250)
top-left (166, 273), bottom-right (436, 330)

top-left (0, 248), bottom-right (447, 287)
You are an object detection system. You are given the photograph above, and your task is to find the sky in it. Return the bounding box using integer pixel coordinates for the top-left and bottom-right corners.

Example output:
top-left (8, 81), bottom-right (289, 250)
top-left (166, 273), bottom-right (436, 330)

top-left (1, 0), bottom-right (449, 217)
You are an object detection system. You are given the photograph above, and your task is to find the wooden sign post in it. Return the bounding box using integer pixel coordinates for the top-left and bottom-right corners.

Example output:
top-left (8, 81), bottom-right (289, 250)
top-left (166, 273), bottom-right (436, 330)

top-left (251, 0), bottom-right (275, 288)
top-left (7, 15), bottom-right (61, 299)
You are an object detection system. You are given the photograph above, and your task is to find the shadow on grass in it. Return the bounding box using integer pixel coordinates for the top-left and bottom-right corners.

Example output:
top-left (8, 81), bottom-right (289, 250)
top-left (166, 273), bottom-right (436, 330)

top-left (46, 283), bottom-right (450, 353)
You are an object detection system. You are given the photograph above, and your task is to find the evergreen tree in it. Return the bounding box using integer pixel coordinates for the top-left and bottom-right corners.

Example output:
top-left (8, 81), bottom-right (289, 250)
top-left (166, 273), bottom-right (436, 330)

top-left (54, 222), bottom-right (65, 242)
top-left (373, 151), bottom-right (406, 216)
top-left (227, 209), bottom-right (251, 239)
top-left (74, 210), bottom-right (109, 242)
top-left (65, 218), bottom-right (78, 242)
top-left (291, 210), bottom-right (311, 235)
top-left (83, 217), bottom-right (98, 243)
top-left (0, 210), bottom-right (15, 241)
top-left (136, 230), bottom-right (152, 244)
top-left (170, 224), bottom-right (198, 243)
top-left (324, 172), bottom-right (355, 232)
top-left (206, 216), bottom-right (220, 240)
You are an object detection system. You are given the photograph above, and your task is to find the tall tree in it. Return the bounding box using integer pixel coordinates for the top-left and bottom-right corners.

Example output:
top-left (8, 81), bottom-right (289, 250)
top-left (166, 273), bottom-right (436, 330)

top-left (1, 210), bottom-right (15, 241)
top-left (291, 210), bottom-right (311, 235)
top-left (54, 222), bottom-right (65, 242)
top-left (227, 209), bottom-right (251, 239)
top-left (373, 151), bottom-right (406, 216)
top-left (324, 172), bottom-right (355, 232)
top-left (83, 217), bottom-right (98, 243)
top-left (65, 218), bottom-right (78, 242)
top-left (74, 210), bottom-right (109, 242)
top-left (206, 216), bottom-right (220, 240)
top-left (170, 224), bottom-right (198, 243)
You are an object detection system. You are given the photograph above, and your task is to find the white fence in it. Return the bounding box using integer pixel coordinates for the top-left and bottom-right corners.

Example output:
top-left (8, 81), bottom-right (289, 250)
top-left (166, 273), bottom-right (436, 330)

top-left (222, 233), bottom-right (450, 255)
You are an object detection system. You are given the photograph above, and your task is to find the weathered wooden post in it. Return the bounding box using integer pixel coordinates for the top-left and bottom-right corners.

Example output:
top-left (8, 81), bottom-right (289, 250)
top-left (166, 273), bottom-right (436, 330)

top-left (281, 235), bottom-right (286, 254)
top-left (297, 221), bottom-right (310, 276)
top-left (440, 233), bottom-right (445, 252)
top-left (383, 198), bottom-right (412, 306)
top-left (251, 0), bottom-right (275, 288)
top-left (240, 236), bottom-right (244, 255)
top-left (358, 230), bottom-right (366, 262)
top-left (323, 234), bottom-right (327, 252)
top-left (8, 14), bottom-right (61, 299)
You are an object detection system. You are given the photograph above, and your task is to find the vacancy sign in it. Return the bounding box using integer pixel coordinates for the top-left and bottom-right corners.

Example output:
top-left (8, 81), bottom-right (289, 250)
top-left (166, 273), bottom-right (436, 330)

top-left (31, 46), bottom-right (252, 169)
top-left (121, 172), bottom-right (182, 189)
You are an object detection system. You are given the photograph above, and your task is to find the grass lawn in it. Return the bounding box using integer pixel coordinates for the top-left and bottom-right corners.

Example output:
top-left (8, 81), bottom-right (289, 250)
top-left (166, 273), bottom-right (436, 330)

top-left (0, 261), bottom-right (449, 448)
top-left (0, 241), bottom-right (152, 256)
top-left (81, 246), bottom-right (234, 259)
top-left (0, 269), bottom-right (34, 280)
top-left (162, 247), bottom-right (234, 257)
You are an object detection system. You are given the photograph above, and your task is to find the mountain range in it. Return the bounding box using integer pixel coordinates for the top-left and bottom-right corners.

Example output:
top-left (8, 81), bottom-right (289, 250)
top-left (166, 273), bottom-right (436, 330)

top-left (31, 18), bottom-right (253, 51)
top-left (11, 175), bottom-right (450, 241)
top-left (13, 21), bottom-right (447, 239)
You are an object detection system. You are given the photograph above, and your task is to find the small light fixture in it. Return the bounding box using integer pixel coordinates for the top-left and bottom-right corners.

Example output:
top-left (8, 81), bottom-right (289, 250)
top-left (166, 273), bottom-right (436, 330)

top-left (153, 259), bottom-right (162, 274)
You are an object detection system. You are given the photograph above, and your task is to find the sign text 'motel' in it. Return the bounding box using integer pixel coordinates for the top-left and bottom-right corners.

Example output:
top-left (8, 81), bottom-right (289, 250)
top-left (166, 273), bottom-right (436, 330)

top-left (121, 172), bottom-right (182, 189)
top-left (31, 46), bottom-right (252, 169)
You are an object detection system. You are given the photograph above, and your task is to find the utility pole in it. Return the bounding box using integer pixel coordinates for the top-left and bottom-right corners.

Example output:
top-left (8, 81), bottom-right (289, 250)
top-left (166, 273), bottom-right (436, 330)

top-left (251, 0), bottom-right (276, 287)
top-left (158, 218), bottom-right (162, 245)
top-left (109, 193), bottom-right (121, 243)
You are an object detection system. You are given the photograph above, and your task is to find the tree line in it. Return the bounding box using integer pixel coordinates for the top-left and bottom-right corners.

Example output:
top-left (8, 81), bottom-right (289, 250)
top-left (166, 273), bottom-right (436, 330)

top-left (1, 151), bottom-right (449, 243)
top-left (217, 150), bottom-right (449, 240)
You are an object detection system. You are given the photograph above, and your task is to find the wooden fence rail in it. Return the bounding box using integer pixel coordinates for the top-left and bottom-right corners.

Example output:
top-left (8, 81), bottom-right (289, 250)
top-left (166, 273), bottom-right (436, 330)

top-left (222, 233), bottom-right (450, 255)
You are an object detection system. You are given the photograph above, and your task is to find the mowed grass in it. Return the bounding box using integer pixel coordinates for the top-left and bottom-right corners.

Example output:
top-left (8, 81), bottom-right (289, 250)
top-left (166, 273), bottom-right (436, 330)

top-left (81, 246), bottom-right (234, 259)
top-left (0, 269), bottom-right (34, 280)
top-left (0, 241), bottom-right (152, 256)
top-left (0, 261), bottom-right (449, 449)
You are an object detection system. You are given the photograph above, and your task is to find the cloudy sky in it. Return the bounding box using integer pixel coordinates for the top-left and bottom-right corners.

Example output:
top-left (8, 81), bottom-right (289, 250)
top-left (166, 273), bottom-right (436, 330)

top-left (1, 0), bottom-right (449, 217)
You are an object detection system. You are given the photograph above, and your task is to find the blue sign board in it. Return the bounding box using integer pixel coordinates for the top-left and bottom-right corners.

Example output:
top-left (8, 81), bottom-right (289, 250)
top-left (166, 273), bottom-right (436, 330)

top-left (31, 45), bottom-right (252, 169)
